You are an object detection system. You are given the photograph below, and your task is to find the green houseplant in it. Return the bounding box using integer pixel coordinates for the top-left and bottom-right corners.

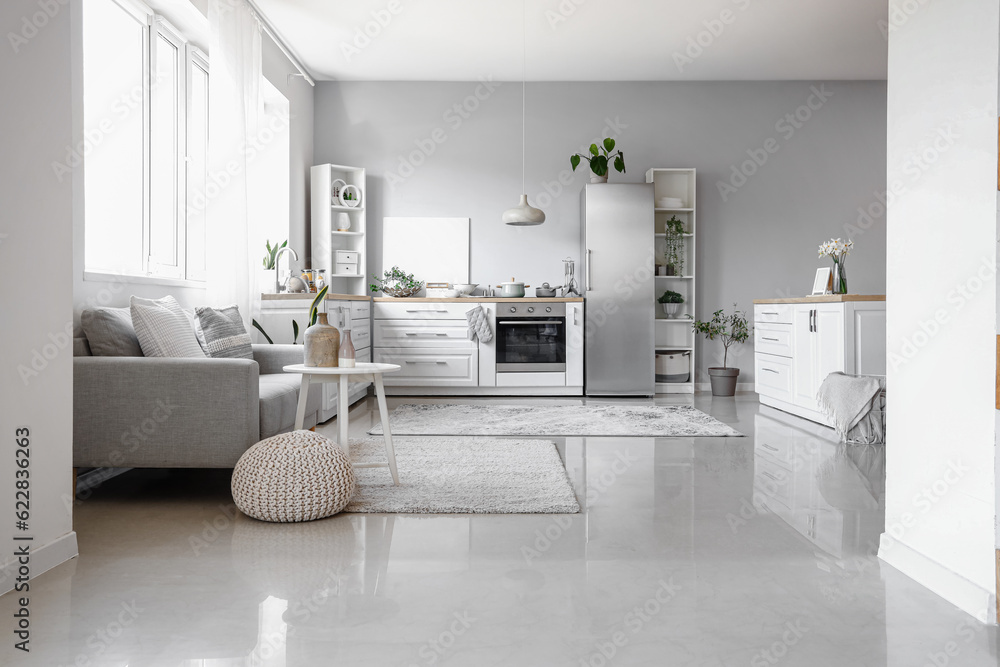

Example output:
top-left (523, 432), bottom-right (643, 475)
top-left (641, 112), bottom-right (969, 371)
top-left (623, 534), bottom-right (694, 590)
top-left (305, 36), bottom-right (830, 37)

top-left (570, 138), bottom-right (625, 184)
top-left (663, 216), bottom-right (685, 276)
top-left (657, 290), bottom-right (684, 318)
top-left (692, 305), bottom-right (750, 396)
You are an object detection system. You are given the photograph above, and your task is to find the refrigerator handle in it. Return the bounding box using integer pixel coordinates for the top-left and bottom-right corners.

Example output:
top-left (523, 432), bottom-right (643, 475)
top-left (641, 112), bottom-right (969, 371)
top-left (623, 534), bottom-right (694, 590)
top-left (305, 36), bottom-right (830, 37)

top-left (586, 249), bottom-right (592, 292)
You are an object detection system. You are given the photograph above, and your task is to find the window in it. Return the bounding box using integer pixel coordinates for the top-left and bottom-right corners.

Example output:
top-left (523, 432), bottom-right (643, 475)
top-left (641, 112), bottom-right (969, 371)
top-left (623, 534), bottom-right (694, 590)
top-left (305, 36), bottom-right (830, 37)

top-left (83, 0), bottom-right (208, 283)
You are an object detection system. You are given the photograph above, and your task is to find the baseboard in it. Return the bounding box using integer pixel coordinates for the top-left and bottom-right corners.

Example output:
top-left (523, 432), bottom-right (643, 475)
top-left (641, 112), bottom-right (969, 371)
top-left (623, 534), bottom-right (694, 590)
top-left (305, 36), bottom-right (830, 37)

top-left (0, 531), bottom-right (79, 596)
top-left (694, 383), bottom-right (756, 393)
top-left (879, 534), bottom-right (996, 624)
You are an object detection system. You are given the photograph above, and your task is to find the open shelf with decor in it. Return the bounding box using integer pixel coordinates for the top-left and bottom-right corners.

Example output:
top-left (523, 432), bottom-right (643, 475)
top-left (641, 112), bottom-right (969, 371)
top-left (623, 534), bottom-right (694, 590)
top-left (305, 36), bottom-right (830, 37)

top-left (310, 164), bottom-right (367, 296)
top-left (648, 168), bottom-right (696, 394)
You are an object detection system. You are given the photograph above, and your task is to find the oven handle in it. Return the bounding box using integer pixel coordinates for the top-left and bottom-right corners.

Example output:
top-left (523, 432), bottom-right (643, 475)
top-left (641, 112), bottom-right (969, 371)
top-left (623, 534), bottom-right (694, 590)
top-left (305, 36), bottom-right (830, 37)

top-left (497, 320), bottom-right (565, 325)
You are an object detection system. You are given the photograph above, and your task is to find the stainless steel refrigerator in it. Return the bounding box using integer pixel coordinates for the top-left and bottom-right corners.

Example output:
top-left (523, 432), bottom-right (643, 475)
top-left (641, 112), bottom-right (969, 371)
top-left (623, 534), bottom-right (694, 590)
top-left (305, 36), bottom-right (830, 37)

top-left (580, 184), bottom-right (655, 396)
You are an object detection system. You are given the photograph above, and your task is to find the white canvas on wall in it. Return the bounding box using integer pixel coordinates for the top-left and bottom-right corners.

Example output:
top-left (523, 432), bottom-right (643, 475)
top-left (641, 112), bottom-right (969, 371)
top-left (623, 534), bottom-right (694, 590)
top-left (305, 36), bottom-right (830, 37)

top-left (382, 217), bottom-right (470, 286)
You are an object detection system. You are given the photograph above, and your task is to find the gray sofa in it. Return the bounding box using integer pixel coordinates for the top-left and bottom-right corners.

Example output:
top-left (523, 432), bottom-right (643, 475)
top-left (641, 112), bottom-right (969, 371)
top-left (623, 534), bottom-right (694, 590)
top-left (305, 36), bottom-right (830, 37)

top-left (73, 339), bottom-right (321, 468)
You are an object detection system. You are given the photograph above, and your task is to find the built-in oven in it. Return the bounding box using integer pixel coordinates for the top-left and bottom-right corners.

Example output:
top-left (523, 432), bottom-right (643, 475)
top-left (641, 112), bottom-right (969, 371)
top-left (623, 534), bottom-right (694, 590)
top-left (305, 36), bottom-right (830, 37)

top-left (495, 303), bottom-right (566, 373)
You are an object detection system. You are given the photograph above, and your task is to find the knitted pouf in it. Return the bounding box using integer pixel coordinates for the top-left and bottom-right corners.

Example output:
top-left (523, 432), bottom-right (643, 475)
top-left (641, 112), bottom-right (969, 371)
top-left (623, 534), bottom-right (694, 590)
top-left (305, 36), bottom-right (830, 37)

top-left (232, 430), bottom-right (357, 523)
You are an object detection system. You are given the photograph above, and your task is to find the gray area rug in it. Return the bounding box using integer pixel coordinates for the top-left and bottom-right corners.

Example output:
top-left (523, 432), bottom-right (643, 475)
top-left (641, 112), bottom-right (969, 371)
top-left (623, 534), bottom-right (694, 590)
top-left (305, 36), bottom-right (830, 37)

top-left (345, 437), bottom-right (581, 514)
top-left (368, 404), bottom-right (744, 437)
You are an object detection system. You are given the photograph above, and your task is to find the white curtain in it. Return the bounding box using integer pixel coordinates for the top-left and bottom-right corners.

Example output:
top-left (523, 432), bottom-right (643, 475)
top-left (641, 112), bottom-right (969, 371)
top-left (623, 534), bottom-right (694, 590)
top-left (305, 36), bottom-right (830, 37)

top-left (206, 0), bottom-right (263, 324)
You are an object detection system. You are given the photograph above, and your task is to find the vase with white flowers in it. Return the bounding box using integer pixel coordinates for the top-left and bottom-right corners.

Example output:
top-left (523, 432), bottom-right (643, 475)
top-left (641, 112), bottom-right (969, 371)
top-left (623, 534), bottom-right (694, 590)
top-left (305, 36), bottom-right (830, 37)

top-left (818, 238), bottom-right (854, 294)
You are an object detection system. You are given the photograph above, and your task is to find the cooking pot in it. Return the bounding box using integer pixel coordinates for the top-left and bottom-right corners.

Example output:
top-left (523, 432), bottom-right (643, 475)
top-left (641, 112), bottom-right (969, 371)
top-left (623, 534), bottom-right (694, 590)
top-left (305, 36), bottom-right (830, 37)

top-left (496, 278), bottom-right (530, 298)
top-left (535, 283), bottom-right (562, 298)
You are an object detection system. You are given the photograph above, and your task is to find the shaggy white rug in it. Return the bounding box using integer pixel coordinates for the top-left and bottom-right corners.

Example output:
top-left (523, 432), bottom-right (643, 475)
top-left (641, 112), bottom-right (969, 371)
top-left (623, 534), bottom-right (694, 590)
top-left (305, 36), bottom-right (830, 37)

top-left (368, 403), bottom-right (744, 438)
top-left (345, 437), bottom-right (581, 514)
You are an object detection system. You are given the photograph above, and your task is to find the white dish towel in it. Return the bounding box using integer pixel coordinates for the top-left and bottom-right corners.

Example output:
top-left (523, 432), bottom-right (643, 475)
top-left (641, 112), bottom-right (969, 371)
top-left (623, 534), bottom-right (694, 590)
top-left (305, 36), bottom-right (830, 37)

top-left (465, 305), bottom-right (493, 343)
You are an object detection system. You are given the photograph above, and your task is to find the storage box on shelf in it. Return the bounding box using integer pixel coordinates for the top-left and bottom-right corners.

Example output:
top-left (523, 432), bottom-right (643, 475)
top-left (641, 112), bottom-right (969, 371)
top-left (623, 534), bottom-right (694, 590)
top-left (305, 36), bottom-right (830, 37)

top-left (311, 164), bottom-right (367, 292)
top-left (647, 168), bottom-right (697, 394)
top-left (257, 294), bottom-right (372, 422)
top-left (753, 296), bottom-right (886, 426)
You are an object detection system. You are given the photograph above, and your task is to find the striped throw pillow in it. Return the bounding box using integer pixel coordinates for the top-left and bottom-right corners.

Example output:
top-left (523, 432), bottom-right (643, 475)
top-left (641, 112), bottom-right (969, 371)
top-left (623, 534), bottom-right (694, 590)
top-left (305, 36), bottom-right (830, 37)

top-left (194, 305), bottom-right (254, 360)
top-left (130, 296), bottom-right (207, 358)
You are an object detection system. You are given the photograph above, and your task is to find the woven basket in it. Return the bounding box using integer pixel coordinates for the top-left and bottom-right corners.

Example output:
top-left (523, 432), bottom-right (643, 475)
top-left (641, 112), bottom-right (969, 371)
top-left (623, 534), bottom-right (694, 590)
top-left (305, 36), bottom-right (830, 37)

top-left (380, 282), bottom-right (423, 298)
top-left (232, 430), bottom-right (357, 523)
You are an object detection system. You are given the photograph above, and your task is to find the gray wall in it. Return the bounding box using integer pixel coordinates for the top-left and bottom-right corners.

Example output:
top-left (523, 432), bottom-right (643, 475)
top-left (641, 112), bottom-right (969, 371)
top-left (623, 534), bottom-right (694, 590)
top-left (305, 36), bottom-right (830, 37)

top-left (314, 80), bottom-right (887, 384)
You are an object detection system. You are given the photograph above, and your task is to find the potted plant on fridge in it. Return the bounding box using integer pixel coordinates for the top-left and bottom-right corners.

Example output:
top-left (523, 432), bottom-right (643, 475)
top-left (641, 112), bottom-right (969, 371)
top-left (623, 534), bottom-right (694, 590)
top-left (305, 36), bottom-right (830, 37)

top-left (692, 305), bottom-right (750, 397)
top-left (570, 138), bottom-right (626, 183)
top-left (657, 290), bottom-right (684, 318)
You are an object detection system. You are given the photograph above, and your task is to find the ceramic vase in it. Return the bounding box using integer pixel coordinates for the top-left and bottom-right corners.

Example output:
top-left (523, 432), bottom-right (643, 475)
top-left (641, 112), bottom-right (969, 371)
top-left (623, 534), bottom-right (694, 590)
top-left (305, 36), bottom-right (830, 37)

top-left (304, 313), bottom-right (340, 367)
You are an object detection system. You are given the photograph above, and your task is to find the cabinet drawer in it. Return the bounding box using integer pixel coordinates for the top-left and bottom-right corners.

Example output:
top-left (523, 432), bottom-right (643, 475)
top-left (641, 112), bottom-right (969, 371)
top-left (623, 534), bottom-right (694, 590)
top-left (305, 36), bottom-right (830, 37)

top-left (357, 346), bottom-right (371, 364)
top-left (350, 325), bottom-right (371, 350)
top-left (374, 320), bottom-right (475, 348)
top-left (374, 348), bottom-right (479, 387)
top-left (755, 353), bottom-right (792, 403)
top-left (754, 304), bottom-right (792, 324)
top-left (350, 300), bottom-right (371, 321)
top-left (755, 323), bottom-right (792, 357)
top-left (374, 302), bottom-right (469, 320)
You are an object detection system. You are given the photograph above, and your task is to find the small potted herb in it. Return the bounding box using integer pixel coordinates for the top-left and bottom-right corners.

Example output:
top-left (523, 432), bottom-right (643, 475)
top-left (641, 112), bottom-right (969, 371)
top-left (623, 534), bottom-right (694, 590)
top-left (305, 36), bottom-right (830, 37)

top-left (657, 290), bottom-right (684, 318)
top-left (370, 266), bottom-right (423, 298)
top-left (570, 138), bottom-right (625, 183)
top-left (692, 305), bottom-right (750, 396)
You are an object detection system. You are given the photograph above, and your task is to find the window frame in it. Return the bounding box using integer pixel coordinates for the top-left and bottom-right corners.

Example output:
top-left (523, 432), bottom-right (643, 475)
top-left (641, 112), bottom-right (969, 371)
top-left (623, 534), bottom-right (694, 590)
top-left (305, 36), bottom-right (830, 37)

top-left (82, 0), bottom-right (209, 287)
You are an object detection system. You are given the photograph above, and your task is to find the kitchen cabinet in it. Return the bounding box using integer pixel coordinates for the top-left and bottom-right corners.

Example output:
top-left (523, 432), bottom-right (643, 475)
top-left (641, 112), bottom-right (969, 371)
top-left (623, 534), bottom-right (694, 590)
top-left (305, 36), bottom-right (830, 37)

top-left (754, 297), bottom-right (885, 425)
top-left (373, 298), bottom-right (584, 396)
top-left (258, 294), bottom-right (372, 422)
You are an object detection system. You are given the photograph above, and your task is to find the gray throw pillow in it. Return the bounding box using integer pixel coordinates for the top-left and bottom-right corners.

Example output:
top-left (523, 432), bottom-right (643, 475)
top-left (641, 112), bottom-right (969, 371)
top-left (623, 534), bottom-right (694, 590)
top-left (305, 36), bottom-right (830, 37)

top-left (194, 305), bottom-right (254, 360)
top-left (80, 307), bottom-right (144, 357)
top-left (130, 295), bottom-right (207, 358)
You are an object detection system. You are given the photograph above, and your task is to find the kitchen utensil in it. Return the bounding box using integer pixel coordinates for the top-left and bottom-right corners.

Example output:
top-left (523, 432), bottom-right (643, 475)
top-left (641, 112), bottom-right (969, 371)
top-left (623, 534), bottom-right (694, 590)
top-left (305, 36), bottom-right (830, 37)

top-left (535, 283), bottom-right (562, 298)
top-left (562, 258), bottom-right (581, 297)
top-left (496, 278), bottom-right (529, 298)
top-left (453, 283), bottom-right (478, 296)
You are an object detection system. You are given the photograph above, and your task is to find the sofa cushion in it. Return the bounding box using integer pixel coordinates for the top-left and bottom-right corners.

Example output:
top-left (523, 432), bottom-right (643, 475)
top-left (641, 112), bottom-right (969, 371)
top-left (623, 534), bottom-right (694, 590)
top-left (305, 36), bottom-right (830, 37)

top-left (130, 296), bottom-right (206, 358)
top-left (195, 305), bottom-right (254, 360)
top-left (81, 307), bottom-right (144, 356)
top-left (258, 374), bottom-right (321, 438)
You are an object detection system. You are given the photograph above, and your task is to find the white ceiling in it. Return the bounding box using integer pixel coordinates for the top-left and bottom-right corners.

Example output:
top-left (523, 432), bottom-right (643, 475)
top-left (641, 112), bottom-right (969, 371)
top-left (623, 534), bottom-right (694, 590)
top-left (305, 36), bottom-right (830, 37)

top-left (252, 0), bottom-right (888, 82)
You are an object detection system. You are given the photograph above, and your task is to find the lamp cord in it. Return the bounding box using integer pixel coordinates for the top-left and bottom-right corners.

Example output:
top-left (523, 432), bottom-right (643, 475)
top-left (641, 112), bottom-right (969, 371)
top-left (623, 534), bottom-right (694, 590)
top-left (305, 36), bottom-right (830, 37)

top-left (521, 0), bottom-right (526, 194)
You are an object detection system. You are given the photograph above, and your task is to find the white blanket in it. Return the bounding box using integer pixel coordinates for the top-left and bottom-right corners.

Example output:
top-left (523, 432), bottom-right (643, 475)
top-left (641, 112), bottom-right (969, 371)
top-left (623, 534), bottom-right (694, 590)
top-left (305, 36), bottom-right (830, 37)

top-left (816, 372), bottom-right (884, 440)
top-left (465, 305), bottom-right (493, 343)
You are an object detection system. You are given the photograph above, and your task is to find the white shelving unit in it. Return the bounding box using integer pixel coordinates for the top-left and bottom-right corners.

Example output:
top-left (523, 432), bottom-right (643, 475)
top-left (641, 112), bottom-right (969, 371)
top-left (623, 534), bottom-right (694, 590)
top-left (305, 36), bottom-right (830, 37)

top-left (647, 168), bottom-right (697, 394)
top-left (310, 164), bottom-right (367, 296)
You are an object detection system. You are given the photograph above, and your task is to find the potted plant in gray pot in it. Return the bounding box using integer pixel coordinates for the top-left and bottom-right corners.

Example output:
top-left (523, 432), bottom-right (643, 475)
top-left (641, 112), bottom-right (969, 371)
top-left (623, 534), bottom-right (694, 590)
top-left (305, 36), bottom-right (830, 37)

top-left (692, 305), bottom-right (750, 396)
top-left (657, 290), bottom-right (684, 318)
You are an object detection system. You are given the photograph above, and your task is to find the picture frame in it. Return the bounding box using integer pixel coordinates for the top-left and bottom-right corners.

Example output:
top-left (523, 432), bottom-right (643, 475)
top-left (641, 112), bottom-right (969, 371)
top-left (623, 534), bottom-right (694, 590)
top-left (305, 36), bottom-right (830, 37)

top-left (811, 267), bottom-right (832, 295)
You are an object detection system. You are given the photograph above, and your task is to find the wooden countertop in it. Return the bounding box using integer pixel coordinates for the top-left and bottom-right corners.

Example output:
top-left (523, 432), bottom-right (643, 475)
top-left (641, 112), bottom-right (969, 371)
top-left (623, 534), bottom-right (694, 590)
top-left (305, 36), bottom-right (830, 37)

top-left (373, 297), bottom-right (585, 303)
top-left (262, 293), bottom-right (371, 302)
top-left (754, 295), bottom-right (885, 304)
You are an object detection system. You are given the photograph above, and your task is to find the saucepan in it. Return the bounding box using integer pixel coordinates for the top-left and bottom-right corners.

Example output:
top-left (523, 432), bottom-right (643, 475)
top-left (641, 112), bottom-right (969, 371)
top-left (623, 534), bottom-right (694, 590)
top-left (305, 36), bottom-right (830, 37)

top-left (496, 278), bottom-right (530, 298)
top-left (535, 283), bottom-right (562, 298)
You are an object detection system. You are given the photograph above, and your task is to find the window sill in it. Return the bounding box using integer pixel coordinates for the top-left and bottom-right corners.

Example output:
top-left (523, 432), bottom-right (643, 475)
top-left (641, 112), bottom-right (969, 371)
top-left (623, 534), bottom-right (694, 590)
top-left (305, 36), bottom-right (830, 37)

top-left (84, 271), bottom-right (207, 290)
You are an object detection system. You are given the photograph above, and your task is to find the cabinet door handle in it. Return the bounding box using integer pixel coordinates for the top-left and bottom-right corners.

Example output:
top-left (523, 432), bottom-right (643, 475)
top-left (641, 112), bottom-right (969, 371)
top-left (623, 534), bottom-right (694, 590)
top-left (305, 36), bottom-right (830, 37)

top-left (761, 471), bottom-right (782, 482)
top-left (586, 249), bottom-right (593, 292)
top-left (573, 305), bottom-right (579, 326)
top-left (405, 360), bottom-right (447, 365)
top-left (763, 311), bottom-right (779, 316)
top-left (404, 332), bottom-right (448, 336)
top-left (809, 309), bottom-right (816, 333)
top-left (761, 443), bottom-right (779, 452)
top-left (406, 309), bottom-right (449, 313)
top-left (762, 368), bottom-right (779, 374)
top-left (761, 337), bottom-right (779, 342)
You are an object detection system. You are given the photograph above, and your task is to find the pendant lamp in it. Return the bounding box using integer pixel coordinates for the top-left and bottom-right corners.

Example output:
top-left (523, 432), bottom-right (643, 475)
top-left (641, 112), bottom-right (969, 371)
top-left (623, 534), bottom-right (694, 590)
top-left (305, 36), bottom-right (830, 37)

top-left (503, 0), bottom-right (544, 226)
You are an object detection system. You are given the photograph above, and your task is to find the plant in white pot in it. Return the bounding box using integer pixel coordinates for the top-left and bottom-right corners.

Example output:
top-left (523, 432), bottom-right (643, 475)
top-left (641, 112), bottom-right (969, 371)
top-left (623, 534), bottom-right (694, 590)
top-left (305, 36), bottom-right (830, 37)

top-left (260, 239), bottom-right (287, 294)
top-left (692, 305), bottom-right (750, 397)
top-left (570, 138), bottom-right (626, 183)
top-left (657, 290), bottom-right (684, 318)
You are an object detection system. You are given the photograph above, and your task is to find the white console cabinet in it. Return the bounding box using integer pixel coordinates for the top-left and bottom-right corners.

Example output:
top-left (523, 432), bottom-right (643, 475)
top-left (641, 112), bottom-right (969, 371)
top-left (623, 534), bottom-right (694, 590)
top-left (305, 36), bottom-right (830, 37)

top-left (754, 297), bottom-right (886, 425)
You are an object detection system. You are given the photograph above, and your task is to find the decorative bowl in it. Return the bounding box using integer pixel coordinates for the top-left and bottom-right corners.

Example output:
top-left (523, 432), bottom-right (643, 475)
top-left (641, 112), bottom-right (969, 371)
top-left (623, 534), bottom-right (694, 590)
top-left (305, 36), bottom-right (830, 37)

top-left (381, 282), bottom-right (423, 298)
top-left (452, 283), bottom-right (478, 296)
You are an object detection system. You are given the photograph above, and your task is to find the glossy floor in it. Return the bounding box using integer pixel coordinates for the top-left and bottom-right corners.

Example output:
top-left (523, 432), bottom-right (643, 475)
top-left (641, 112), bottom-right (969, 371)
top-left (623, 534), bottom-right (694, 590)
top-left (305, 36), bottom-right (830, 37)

top-left (3, 395), bottom-right (998, 666)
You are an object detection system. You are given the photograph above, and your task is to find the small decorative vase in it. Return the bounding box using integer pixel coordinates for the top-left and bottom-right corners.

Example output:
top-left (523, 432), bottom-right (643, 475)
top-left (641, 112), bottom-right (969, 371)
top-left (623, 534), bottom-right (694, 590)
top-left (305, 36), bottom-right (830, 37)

top-left (304, 313), bottom-right (340, 367)
top-left (590, 172), bottom-right (608, 184)
top-left (336, 212), bottom-right (351, 232)
top-left (661, 303), bottom-right (680, 318)
top-left (656, 265), bottom-right (667, 277)
top-left (833, 261), bottom-right (848, 294)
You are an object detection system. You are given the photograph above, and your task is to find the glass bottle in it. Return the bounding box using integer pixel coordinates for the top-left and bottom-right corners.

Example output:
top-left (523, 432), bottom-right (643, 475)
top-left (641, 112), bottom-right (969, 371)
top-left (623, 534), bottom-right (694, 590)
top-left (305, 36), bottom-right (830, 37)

top-left (338, 308), bottom-right (356, 368)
